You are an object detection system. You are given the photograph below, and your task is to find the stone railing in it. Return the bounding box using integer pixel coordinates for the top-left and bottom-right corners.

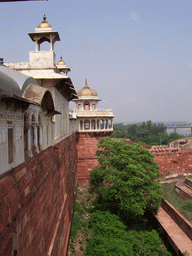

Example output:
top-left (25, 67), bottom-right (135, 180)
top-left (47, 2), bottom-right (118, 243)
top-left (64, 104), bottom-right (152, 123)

top-left (73, 109), bottom-right (114, 116)
top-left (5, 62), bottom-right (29, 69)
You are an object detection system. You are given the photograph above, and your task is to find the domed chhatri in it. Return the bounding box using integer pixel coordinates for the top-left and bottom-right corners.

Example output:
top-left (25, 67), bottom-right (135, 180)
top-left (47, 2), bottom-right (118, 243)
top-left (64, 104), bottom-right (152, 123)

top-left (56, 56), bottom-right (71, 76)
top-left (72, 79), bottom-right (114, 133)
top-left (57, 56), bottom-right (66, 66)
top-left (28, 15), bottom-right (60, 52)
top-left (77, 79), bottom-right (98, 98)
top-left (37, 15), bottom-right (52, 29)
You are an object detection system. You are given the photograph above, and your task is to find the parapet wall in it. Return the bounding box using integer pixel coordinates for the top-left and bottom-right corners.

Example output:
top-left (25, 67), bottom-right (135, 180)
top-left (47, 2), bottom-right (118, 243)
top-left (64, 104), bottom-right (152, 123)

top-left (0, 133), bottom-right (77, 256)
top-left (161, 199), bottom-right (192, 240)
top-left (149, 147), bottom-right (192, 176)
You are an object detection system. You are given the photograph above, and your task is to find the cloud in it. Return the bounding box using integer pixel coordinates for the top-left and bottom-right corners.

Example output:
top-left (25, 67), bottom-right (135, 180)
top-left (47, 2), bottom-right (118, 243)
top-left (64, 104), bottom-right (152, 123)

top-left (130, 10), bottom-right (139, 22)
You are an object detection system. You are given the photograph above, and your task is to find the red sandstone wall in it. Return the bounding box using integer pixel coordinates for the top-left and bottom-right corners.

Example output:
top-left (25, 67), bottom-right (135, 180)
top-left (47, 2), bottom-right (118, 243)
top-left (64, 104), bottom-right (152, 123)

top-left (76, 132), bottom-right (100, 185)
top-left (150, 148), bottom-right (192, 176)
top-left (0, 133), bottom-right (77, 256)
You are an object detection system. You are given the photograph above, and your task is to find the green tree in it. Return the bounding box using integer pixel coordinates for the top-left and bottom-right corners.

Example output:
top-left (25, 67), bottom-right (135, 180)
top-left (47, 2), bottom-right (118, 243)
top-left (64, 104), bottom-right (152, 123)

top-left (85, 210), bottom-right (171, 256)
top-left (111, 121), bottom-right (188, 145)
top-left (90, 137), bottom-right (163, 218)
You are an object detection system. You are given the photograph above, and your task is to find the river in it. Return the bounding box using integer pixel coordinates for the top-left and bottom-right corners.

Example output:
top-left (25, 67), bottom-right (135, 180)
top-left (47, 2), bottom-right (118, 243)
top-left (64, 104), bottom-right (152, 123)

top-left (167, 128), bottom-right (192, 136)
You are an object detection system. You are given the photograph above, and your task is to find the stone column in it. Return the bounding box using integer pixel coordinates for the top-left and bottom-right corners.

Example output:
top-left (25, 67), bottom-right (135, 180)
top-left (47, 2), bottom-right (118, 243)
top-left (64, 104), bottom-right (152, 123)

top-left (39, 125), bottom-right (43, 151)
top-left (35, 40), bottom-right (38, 51)
top-left (107, 119), bottom-right (109, 129)
top-left (33, 125), bottom-right (39, 153)
top-left (27, 126), bottom-right (33, 157)
top-left (50, 35), bottom-right (55, 51)
top-left (111, 119), bottom-right (113, 130)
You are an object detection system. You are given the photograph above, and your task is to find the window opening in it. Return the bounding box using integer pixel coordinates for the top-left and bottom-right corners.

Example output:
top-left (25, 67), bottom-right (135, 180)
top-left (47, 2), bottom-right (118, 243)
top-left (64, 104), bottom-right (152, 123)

top-left (83, 101), bottom-right (90, 110)
top-left (101, 120), bottom-right (104, 129)
top-left (109, 119), bottom-right (112, 128)
top-left (84, 120), bottom-right (90, 130)
top-left (8, 128), bottom-right (14, 164)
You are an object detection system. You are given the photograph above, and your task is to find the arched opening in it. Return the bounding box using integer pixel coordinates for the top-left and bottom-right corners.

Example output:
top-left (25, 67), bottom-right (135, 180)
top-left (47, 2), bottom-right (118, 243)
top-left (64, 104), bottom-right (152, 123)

top-left (101, 119), bottom-right (104, 129)
top-left (38, 40), bottom-right (51, 51)
top-left (84, 120), bottom-right (90, 130)
top-left (8, 127), bottom-right (14, 164)
top-left (78, 104), bottom-right (81, 110)
top-left (83, 101), bottom-right (90, 110)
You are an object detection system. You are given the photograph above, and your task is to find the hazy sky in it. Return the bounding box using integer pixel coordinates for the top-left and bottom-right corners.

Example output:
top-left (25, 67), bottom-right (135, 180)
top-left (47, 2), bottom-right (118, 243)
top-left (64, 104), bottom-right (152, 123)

top-left (1, 0), bottom-right (192, 123)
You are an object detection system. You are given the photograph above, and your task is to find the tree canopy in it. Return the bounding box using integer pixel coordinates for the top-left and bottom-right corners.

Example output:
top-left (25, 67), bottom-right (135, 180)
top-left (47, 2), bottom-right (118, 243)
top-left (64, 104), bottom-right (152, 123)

top-left (85, 210), bottom-right (171, 256)
top-left (90, 137), bottom-right (163, 218)
top-left (111, 121), bottom-right (186, 145)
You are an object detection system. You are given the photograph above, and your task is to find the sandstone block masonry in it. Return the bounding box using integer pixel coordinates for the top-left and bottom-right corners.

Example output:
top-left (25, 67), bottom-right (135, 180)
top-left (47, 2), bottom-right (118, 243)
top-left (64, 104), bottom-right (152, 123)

top-left (150, 147), bottom-right (192, 176)
top-left (76, 132), bottom-right (101, 185)
top-left (0, 133), bottom-right (77, 256)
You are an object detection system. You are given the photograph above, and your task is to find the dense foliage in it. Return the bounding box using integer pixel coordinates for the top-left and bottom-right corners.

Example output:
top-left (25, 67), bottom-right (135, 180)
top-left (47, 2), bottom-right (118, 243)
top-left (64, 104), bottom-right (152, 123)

top-left (85, 210), bottom-right (171, 256)
top-left (90, 137), bottom-right (163, 218)
top-left (110, 120), bottom-right (186, 145)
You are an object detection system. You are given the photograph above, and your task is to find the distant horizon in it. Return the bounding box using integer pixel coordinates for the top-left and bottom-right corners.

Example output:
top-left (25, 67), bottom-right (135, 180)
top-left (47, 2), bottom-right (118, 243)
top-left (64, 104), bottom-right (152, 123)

top-left (114, 120), bottom-right (192, 124)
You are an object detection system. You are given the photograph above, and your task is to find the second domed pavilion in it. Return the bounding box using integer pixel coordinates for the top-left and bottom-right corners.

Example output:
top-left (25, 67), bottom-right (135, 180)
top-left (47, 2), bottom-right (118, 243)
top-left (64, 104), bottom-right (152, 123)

top-left (71, 80), bottom-right (114, 133)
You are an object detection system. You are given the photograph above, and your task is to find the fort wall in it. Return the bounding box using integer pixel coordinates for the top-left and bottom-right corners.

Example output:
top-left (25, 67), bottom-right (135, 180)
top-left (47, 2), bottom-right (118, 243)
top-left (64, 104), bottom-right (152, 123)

top-left (149, 147), bottom-right (192, 176)
top-left (76, 132), bottom-right (100, 185)
top-left (0, 133), bottom-right (77, 256)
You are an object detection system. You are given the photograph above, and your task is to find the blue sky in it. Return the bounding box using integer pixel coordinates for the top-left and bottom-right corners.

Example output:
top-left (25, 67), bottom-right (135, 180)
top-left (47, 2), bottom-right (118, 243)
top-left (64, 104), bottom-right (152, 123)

top-left (1, 0), bottom-right (192, 122)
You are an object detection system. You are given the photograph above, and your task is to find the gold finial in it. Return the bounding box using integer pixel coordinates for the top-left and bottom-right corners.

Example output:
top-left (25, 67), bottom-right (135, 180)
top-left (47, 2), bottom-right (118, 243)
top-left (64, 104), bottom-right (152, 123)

top-left (57, 55), bottom-right (66, 65)
top-left (85, 79), bottom-right (88, 87)
top-left (37, 15), bottom-right (52, 28)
